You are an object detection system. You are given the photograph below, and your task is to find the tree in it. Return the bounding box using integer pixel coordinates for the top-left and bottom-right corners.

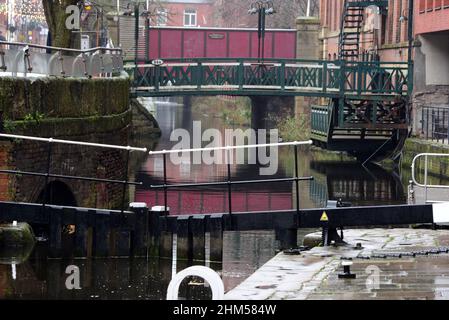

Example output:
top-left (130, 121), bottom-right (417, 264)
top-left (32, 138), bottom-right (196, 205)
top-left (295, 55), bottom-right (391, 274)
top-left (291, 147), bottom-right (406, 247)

top-left (42, 0), bottom-right (79, 48)
top-left (214, 0), bottom-right (319, 29)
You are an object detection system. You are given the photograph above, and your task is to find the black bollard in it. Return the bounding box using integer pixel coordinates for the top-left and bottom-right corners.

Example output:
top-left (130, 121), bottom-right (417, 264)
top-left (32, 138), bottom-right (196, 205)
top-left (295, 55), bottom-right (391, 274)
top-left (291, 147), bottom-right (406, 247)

top-left (131, 203), bottom-right (149, 257)
top-left (277, 228), bottom-right (298, 251)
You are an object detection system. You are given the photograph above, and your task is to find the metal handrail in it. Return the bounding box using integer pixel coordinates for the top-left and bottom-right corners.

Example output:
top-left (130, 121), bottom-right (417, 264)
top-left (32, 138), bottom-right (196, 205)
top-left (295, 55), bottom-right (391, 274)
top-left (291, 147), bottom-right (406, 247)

top-left (0, 41), bottom-right (124, 78)
top-left (411, 153), bottom-right (449, 189)
top-left (411, 153), bottom-right (449, 204)
top-left (149, 140), bottom-right (314, 217)
top-left (0, 41), bottom-right (122, 54)
top-left (0, 133), bottom-right (147, 213)
top-left (148, 140), bottom-right (312, 155)
top-left (0, 133), bottom-right (147, 152)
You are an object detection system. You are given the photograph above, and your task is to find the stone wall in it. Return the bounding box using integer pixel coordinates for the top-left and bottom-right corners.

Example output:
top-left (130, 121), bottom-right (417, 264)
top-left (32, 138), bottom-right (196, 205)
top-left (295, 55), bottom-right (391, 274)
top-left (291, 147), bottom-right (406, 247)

top-left (0, 76), bottom-right (133, 210)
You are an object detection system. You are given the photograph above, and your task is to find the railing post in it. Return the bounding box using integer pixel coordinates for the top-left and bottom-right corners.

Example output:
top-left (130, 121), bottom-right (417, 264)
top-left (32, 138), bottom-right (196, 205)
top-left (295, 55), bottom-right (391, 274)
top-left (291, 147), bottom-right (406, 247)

top-left (197, 62), bottom-right (203, 90)
top-left (226, 148), bottom-right (232, 215)
top-left (424, 155), bottom-right (428, 203)
top-left (238, 60), bottom-right (244, 91)
top-left (322, 61), bottom-right (328, 93)
top-left (338, 60), bottom-right (346, 127)
top-left (42, 138), bottom-right (53, 212)
top-left (294, 144), bottom-right (300, 217)
top-left (280, 61), bottom-right (285, 91)
top-left (121, 148), bottom-right (131, 214)
top-left (155, 65), bottom-right (160, 92)
top-left (163, 153), bottom-right (168, 215)
top-left (357, 62), bottom-right (362, 96)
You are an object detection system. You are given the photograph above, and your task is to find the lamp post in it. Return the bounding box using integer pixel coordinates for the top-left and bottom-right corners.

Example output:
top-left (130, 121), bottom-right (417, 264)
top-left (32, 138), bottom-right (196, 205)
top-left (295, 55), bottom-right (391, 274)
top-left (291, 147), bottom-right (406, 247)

top-left (248, 0), bottom-right (275, 62)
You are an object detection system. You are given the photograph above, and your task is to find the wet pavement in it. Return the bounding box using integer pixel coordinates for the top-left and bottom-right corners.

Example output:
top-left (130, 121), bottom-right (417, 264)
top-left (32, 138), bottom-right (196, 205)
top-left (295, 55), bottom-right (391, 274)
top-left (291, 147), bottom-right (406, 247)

top-left (225, 228), bottom-right (449, 300)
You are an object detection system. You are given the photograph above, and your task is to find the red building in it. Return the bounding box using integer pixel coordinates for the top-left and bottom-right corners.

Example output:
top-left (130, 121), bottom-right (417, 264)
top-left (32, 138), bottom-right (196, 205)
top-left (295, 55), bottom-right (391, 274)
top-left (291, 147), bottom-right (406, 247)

top-left (319, 0), bottom-right (449, 133)
top-left (156, 0), bottom-right (216, 27)
top-left (415, 0), bottom-right (449, 34)
top-left (414, 0), bottom-right (449, 93)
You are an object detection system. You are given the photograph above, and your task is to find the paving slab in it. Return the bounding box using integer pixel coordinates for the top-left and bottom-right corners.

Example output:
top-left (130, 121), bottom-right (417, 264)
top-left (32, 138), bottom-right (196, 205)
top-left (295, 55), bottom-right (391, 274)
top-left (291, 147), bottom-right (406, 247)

top-left (225, 228), bottom-right (449, 300)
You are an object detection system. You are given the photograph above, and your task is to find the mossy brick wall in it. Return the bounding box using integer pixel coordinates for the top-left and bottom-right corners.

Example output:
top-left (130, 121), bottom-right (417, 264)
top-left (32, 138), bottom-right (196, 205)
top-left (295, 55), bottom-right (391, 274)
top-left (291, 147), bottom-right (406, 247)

top-left (0, 76), bottom-right (132, 210)
top-left (0, 76), bottom-right (129, 121)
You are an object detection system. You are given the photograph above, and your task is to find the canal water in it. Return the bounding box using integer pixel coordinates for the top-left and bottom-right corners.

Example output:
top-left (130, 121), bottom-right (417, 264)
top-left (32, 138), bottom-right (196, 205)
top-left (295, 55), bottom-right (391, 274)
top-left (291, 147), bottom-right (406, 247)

top-left (0, 96), bottom-right (411, 300)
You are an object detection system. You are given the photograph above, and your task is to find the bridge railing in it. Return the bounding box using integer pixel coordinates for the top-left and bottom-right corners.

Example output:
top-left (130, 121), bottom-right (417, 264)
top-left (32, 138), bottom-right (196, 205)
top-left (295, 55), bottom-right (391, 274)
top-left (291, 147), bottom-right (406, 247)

top-left (125, 58), bottom-right (409, 97)
top-left (0, 133), bottom-right (147, 213)
top-left (0, 41), bottom-right (124, 78)
top-left (340, 61), bottom-right (409, 96)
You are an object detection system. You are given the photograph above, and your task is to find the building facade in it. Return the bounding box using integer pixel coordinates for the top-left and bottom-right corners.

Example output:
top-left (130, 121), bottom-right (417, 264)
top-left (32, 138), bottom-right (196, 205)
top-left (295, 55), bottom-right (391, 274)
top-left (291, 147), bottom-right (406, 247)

top-left (319, 0), bottom-right (449, 134)
top-left (155, 0), bottom-right (216, 27)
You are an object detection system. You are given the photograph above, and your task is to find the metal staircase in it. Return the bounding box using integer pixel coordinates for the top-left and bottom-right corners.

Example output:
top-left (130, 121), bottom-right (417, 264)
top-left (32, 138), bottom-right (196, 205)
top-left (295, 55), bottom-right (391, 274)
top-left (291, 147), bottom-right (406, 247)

top-left (338, 0), bottom-right (388, 61)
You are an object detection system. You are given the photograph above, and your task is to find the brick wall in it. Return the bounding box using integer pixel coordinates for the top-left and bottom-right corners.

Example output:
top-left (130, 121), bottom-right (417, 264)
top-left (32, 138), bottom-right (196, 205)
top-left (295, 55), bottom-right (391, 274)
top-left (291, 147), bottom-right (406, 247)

top-left (0, 76), bottom-right (132, 210)
top-left (415, 0), bottom-right (449, 35)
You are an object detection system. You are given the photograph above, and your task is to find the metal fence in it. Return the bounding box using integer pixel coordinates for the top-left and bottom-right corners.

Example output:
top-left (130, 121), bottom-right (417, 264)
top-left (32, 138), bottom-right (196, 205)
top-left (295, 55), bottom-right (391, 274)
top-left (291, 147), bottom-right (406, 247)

top-left (0, 41), bottom-right (123, 78)
top-left (420, 106), bottom-right (449, 144)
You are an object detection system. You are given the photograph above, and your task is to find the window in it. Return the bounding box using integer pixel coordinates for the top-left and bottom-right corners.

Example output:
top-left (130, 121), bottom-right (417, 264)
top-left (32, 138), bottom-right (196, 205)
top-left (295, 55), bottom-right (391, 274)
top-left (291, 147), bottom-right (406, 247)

top-left (184, 9), bottom-right (197, 27)
top-left (157, 8), bottom-right (168, 26)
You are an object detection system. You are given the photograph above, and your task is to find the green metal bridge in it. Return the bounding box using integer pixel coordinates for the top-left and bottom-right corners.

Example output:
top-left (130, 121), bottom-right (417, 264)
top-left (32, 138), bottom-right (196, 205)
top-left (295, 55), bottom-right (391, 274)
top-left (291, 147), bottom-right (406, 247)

top-left (126, 58), bottom-right (409, 100)
top-left (125, 0), bottom-right (413, 162)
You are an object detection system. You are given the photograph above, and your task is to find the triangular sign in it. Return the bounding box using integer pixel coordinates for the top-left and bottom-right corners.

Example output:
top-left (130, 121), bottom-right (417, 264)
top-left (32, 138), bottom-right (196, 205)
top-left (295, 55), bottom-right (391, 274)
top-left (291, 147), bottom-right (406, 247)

top-left (320, 211), bottom-right (329, 222)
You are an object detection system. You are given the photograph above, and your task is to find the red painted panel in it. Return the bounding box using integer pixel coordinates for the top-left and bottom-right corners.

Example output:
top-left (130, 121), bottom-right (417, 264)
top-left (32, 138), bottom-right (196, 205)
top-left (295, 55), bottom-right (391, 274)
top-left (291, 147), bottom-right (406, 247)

top-left (148, 27), bottom-right (296, 60)
top-left (274, 32), bottom-right (296, 59)
top-left (149, 29), bottom-right (160, 58)
top-left (159, 30), bottom-right (183, 58)
top-left (205, 31), bottom-right (228, 58)
top-left (250, 32), bottom-right (261, 58)
top-left (183, 30), bottom-right (205, 58)
top-left (228, 32), bottom-right (251, 58)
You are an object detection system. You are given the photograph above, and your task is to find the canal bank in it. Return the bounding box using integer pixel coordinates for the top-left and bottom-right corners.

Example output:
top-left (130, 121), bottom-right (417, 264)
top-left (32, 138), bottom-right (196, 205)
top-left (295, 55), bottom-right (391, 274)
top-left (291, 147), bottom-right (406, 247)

top-left (225, 228), bottom-right (449, 300)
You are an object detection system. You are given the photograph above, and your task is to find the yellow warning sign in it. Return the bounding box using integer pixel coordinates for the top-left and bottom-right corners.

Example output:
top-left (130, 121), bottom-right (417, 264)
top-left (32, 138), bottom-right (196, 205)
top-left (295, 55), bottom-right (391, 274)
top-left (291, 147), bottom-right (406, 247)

top-left (320, 211), bottom-right (329, 222)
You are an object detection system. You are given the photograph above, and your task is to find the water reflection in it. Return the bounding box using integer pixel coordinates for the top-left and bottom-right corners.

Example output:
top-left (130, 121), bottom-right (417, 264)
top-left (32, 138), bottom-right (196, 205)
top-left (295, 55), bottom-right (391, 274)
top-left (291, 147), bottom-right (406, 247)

top-left (0, 231), bottom-right (281, 300)
top-left (0, 96), bottom-right (409, 300)
top-left (309, 161), bottom-right (406, 207)
top-left (135, 97), bottom-right (407, 214)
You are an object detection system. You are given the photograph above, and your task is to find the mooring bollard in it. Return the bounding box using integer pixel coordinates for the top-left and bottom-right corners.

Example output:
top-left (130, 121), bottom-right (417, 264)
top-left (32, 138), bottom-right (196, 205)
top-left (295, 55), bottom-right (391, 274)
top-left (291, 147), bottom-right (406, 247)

top-left (276, 228), bottom-right (298, 251)
top-left (338, 258), bottom-right (356, 279)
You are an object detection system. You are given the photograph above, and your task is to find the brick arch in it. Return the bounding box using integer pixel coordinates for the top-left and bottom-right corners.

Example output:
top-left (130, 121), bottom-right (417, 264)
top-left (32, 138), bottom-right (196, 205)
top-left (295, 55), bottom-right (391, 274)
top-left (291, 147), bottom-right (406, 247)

top-left (36, 181), bottom-right (77, 207)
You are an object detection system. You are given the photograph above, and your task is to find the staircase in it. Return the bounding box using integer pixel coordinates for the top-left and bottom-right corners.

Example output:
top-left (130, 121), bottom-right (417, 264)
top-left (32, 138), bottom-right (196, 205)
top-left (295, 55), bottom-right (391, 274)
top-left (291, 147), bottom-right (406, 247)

top-left (338, 0), bottom-right (388, 61)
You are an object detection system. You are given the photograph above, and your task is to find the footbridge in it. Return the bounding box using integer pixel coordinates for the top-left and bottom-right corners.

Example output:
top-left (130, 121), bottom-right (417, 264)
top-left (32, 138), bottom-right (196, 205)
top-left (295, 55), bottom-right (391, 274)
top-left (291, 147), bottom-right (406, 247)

top-left (126, 58), bottom-right (409, 100)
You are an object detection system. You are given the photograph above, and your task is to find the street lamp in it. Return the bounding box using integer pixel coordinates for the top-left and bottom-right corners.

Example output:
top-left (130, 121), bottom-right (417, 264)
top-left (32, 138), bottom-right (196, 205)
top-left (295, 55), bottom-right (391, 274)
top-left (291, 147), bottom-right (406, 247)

top-left (248, 0), bottom-right (275, 62)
